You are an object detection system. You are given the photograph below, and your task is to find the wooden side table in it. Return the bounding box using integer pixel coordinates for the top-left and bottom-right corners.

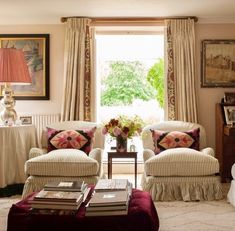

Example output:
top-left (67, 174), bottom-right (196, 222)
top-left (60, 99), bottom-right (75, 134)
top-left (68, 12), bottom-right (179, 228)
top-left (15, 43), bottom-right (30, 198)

top-left (107, 151), bottom-right (138, 188)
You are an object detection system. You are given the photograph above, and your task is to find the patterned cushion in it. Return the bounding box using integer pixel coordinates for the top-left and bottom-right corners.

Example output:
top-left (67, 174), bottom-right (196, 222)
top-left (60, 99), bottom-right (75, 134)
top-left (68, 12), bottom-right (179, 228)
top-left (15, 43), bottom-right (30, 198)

top-left (151, 128), bottom-right (200, 154)
top-left (47, 127), bottom-right (96, 154)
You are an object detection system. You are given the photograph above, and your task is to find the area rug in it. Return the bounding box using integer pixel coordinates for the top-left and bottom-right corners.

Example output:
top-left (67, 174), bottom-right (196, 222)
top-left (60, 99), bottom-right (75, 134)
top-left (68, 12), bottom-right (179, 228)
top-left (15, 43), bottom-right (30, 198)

top-left (0, 184), bottom-right (234, 231)
top-left (155, 183), bottom-right (235, 231)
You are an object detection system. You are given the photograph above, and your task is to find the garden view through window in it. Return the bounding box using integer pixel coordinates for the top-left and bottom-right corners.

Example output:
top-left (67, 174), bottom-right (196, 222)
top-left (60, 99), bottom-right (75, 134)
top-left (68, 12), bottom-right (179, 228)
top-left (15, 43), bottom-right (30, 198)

top-left (95, 30), bottom-right (164, 161)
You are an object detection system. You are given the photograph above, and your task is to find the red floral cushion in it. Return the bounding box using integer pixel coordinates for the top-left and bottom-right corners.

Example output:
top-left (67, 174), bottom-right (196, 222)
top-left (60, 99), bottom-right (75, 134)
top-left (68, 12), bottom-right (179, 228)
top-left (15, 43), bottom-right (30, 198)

top-left (47, 127), bottom-right (96, 154)
top-left (151, 128), bottom-right (200, 154)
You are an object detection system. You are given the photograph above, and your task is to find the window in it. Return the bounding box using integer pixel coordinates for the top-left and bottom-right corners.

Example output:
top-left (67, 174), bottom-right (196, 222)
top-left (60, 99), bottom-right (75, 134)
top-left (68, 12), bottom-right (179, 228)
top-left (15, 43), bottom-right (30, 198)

top-left (95, 26), bottom-right (164, 162)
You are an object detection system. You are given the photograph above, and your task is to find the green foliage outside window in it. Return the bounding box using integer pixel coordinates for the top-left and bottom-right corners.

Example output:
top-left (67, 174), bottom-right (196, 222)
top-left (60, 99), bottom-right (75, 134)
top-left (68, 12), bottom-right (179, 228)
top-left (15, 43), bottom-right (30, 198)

top-left (101, 61), bottom-right (155, 106)
top-left (146, 58), bottom-right (164, 108)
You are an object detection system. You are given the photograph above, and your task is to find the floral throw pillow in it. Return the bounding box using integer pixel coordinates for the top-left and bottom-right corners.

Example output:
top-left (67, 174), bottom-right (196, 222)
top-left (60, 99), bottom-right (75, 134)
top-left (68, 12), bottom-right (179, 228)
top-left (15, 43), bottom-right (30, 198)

top-left (47, 127), bottom-right (96, 155)
top-left (151, 128), bottom-right (200, 154)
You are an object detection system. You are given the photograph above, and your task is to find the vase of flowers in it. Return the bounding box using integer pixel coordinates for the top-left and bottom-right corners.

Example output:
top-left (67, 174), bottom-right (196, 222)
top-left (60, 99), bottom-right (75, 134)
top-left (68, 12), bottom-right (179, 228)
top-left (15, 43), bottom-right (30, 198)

top-left (102, 115), bottom-right (144, 152)
top-left (116, 135), bottom-right (128, 152)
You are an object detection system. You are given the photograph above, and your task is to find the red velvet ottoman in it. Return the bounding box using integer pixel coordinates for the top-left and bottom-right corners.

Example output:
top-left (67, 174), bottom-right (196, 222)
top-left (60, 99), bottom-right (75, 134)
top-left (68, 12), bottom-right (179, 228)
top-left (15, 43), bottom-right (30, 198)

top-left (7, 188), bottom-right (159, 231)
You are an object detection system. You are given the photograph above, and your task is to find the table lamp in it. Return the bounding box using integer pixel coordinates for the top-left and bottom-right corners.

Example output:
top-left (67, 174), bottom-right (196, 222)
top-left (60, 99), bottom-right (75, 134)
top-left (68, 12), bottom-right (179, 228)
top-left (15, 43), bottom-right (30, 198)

top-left (0, 48), bottom-right (31, 124)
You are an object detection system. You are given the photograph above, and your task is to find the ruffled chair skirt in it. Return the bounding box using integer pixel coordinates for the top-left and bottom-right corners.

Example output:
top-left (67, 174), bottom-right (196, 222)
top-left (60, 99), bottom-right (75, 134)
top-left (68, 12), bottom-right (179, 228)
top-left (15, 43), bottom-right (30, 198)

top-left (141, 174), bottom-right (223, 201)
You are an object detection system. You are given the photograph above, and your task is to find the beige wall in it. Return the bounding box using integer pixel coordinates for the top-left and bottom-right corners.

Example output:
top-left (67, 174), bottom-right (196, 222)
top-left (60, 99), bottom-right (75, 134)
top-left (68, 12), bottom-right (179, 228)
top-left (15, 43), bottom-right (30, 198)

top-left (0, 23), bottom-right (234, 150)
top-left (0, 24), bottom-right (65, 115)
top-left (196, 23), bottom-right (235, 149)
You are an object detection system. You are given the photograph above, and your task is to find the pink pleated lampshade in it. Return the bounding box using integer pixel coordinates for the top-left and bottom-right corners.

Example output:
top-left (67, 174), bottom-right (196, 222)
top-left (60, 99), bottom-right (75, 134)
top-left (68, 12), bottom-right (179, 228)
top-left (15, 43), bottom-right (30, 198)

top-left (0, 48), bottom-right (31, 85)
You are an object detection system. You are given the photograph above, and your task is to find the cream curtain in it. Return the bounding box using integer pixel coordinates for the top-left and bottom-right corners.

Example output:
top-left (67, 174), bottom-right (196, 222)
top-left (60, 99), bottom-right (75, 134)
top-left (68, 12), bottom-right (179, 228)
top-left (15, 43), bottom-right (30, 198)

top-left (61, 18), bottom-right (94, 121)
top-left (165, 19), bottom-right (198, 123)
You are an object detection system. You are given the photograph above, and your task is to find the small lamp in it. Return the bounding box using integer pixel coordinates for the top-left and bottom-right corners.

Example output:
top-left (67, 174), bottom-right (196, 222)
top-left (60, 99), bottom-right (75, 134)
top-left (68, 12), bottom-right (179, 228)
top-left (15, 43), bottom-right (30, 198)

top-left (0, 48), bottom-right (31, 124)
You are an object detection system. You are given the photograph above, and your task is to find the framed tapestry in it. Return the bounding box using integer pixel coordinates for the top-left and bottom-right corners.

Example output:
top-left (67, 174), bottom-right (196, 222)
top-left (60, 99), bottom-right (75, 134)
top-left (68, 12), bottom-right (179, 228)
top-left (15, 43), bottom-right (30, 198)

top-left (201, 40), bottom-right (235, 87)
top-left (0, 34), bottom-right (50, 100)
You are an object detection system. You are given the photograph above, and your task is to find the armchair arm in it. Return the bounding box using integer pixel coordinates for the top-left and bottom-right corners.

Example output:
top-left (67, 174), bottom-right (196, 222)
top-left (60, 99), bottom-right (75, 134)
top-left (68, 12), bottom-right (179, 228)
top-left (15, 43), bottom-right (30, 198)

top-left (143, 149), bottom-right (155, 162)
top-left (29, 147), bottom-right (47, 159)
top-left (201, 147), bottom-right (215, 157)
top-left (89, 148), bottom-right (103, 176)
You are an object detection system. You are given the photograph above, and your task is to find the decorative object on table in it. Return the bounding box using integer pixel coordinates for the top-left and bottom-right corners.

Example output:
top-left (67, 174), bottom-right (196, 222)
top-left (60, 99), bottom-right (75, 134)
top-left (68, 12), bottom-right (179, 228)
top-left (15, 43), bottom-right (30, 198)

top-left (223, 105), bottom-right (235, 126)
top-left (224, 92), bottom-right (235, 104)
top-left (116, 135), bottom-right (128, 152)
top-left (201, 40), bottom-right (235, 87)
top-left (130, 139), bottom-right (136, 152)
top-left (0, 48), bottom-right (31, 124)
top-left (102, 115), bottom-right (144, 152)
top-left (0, 34), bottom-right (50, 100)
top-left (19, 116), bottom-right (32, 125)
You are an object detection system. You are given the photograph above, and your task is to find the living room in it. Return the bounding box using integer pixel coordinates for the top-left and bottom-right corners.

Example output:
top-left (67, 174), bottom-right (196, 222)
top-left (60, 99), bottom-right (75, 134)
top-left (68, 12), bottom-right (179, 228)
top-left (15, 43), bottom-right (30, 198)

top-left (1, 1), bottom-right (235, 231)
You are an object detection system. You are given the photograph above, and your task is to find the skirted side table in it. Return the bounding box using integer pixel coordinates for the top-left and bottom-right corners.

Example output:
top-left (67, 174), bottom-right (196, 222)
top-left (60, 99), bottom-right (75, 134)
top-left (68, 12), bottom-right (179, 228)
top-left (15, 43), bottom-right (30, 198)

top-left (0, 125), bottom-right (38, 196)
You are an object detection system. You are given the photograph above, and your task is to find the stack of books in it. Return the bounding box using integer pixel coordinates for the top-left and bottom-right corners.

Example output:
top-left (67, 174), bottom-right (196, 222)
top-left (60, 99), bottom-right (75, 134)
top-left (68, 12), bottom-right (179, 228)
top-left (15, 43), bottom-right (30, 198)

top-left (29, 181), bottom-right (90, 212)
top-left (85, 179), bottom-right (132, 217)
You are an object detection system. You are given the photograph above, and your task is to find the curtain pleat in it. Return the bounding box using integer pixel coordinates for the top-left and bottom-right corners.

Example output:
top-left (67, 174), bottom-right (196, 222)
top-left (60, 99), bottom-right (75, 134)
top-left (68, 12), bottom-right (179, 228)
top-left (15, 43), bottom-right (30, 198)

top-left (165, 19), bottom-right (198, 123)
top-left (61, 18), bottom-right (92, 121)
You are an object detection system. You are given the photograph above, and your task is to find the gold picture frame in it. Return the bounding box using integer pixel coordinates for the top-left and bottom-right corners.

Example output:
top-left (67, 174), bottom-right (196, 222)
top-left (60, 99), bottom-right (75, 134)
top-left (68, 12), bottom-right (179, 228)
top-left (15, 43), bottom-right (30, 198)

top-left (201, 40), bottom-right (235, 87)
top-left (0, 34), bottom-right (50, 100)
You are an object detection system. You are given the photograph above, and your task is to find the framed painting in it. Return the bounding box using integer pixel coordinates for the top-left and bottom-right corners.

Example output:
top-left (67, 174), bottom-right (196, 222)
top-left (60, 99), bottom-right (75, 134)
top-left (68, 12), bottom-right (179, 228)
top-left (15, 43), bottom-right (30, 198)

top-left (224, 92), bottom-right (235, 104)
top-left (0, 34), bottom-right (50, 100)
top-left (223, 105), bottom-right (235, 125)
top-left (201, 40), bottom-right (235, 87)
top-left (19, 116), bottom-right (32, 125)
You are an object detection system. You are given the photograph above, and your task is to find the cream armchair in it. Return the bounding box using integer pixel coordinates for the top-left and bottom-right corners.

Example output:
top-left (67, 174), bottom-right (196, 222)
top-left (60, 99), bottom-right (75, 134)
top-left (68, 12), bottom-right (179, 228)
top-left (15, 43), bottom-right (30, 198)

top-left (22, 121), bottom-right (105, 199)
top-left (141, 120), bottom-right (223, 201)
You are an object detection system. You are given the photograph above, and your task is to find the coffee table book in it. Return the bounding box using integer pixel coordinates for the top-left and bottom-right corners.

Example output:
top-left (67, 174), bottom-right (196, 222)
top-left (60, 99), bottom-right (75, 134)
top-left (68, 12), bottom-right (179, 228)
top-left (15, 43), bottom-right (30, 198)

top-left (88, 190), bottom-right (130, 207)
top-left (94, 179), bottom-right (129, 191)
top-left (44, 181), bottom-right (87, 192)
top-left (30, 200), bottom-right (83, 210)
top-left (85, 209), bottom-right (128, 217)
top-left (86, 203), bottom-right (128, 211)
top-left (33, 189), bottom-right (83, 203)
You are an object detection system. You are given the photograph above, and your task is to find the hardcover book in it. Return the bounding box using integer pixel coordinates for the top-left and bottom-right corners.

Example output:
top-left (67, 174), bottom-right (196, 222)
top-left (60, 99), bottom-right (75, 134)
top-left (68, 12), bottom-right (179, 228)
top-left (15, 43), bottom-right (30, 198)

top-left (94, 179), bottom-right (129, 191)
top-left (30, 200), bottom-right (83, 210)
top-left (34, 189), bottom-right (83, 203)
top-left (44, 181), bottom-right (87, 192)
top-left (88, 190), bottom-right (129, 207)
top-left (85, 209), bottom-right (128, 216)
top-left (86, 203), bottom-right (128, 211)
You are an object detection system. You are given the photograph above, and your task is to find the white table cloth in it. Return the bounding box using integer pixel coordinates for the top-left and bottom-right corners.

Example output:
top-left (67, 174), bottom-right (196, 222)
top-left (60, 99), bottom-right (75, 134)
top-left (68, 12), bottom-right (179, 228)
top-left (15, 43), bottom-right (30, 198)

top-left (0, 125), bottom-right (38, 188)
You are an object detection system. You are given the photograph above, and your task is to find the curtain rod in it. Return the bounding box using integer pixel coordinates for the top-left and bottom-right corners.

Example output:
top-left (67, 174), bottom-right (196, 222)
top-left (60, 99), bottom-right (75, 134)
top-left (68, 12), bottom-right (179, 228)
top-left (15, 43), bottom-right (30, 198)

top-left (60, 16), bottom-right (198, 24)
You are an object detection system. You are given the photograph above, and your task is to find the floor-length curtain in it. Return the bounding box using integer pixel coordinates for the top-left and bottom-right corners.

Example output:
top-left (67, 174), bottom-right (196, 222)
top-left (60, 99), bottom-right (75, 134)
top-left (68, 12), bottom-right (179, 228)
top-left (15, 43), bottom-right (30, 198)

top-left (61, 18), bottom-right (93, 121)
top-left (165, 19), bottom-right (198, 123)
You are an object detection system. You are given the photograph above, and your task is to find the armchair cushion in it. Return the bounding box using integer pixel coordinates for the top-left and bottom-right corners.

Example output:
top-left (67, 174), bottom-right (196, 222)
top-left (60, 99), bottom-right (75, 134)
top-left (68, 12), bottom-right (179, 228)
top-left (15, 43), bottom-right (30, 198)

top-left (47, 127), bottom-right (96, 154)
top-left (25, 149), bottom-right (99, 177)
top-left (151, 128), bottom-right (200, 154)
top-left (144, 148), bottom-right (219, 177)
